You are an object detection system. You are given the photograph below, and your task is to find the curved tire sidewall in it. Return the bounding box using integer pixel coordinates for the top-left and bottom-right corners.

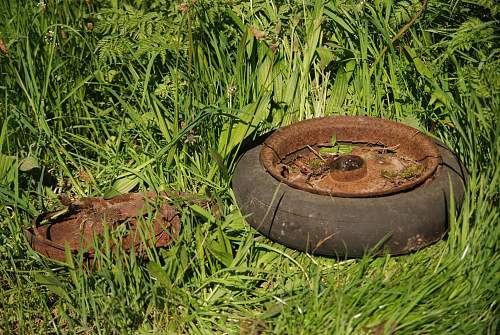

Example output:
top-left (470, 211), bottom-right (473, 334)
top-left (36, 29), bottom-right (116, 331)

top-left (233, 143), bottom-right (467, 257)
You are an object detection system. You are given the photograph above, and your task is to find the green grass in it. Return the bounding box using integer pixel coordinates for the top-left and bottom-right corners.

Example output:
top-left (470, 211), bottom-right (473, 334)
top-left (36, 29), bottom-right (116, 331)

top-left (0, 0), bottom-right (498, 333)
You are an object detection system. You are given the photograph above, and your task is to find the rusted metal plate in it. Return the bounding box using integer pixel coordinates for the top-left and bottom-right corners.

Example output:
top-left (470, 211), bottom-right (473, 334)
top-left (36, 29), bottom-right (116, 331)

top-left (261, 116), bottom-right (441, 197)
top-left (24, 192), bottom-right (182, 262)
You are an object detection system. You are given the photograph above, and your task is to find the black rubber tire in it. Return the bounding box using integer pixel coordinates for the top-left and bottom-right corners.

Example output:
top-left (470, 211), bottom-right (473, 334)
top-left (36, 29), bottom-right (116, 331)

top-left (232, 141), bottom-right (467, 258)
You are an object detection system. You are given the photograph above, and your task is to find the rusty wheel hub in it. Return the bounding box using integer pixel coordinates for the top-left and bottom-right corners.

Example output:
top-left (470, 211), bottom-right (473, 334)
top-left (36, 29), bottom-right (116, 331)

top-left (261, 116), bottom-right (441, 197)
top-left (329, 155), bottom-right (367, 182)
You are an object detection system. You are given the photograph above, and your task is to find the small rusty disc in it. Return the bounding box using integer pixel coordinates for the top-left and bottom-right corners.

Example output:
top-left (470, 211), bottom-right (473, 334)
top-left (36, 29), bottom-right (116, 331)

top-left (261, 116), bottom-right (441, 197)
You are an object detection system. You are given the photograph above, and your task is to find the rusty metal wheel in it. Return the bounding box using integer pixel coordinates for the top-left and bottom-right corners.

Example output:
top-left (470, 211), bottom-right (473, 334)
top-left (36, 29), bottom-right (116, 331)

top-left (232, 116), bottom-right (467, 257)
top-left (24, 192), bottom-right (181, 262)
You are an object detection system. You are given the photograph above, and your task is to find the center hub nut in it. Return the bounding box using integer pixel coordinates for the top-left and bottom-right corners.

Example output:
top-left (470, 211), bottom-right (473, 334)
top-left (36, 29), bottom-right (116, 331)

top-left (328, 155), bottom-right (367, 182)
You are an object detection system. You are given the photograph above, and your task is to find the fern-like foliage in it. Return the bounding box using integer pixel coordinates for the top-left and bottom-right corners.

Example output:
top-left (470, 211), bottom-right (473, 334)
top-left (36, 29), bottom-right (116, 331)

top-left (450, 18), bottom-right (496, 52)
top-left (459, 59), bottom-right (500, 99)
top-left (154, 68), bottom-right (188, 100)
top-left (96, 37), bottom-right (133, 64)
top-left (464, 0), bottom-right (500, 16)
top-left (389, 0), bottom-right (422, 28)
top-left (97, 6), bottom-right (169, 39)
top-left (95, 5), bottom-right (184, 65)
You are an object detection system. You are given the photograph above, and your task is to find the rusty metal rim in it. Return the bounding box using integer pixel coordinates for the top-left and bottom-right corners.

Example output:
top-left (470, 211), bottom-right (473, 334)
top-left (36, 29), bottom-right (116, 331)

top-left (26, 209), bottom-right (171, 257)
top-left (24, 192), bottom-right (187, 262)
top-left (260, 116), bottom-right (441, 197)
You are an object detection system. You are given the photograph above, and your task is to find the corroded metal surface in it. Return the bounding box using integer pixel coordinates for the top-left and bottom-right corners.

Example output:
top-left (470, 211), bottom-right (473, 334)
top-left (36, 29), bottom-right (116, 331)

top-left (24, 192), bottom-right (182, 262)
top-left (329, 155), bottom-right (367, 182)
top-left (260, 116), bottom-right (441, 197)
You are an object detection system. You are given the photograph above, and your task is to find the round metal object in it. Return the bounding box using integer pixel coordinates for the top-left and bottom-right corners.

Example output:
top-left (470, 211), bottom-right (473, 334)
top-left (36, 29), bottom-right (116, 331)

top-left (330, 155), bottom-right (364, 171)
top-left (260, 116), bottom-right (441, 197)
top-left (329, 155), bottom-right (367, 182)
top-left (24, 193), bottom-right (181, 262)
top-left (233, 116), bottom-right (468, 257)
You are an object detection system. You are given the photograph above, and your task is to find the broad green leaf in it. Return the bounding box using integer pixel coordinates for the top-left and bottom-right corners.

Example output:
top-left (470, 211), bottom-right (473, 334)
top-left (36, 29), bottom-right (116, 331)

top-left (316, 47), bottom-right (335, 69)
top-left (64, 242), bottom-right (79, 289)
top-left (208, 240), bottom-right (233, 268)
top-left (226, 8), bottom-right (245, 32)
top-left (326, 59), bottom-right (356, 113)
top-left (218, 92), bottom-right (271, 158)
top-left (19, 156), bottom-right (40, 172)
top-left (103, 175), bottom-right (140, 199)
top-left (0, 154), bottom-right (17, 185)
top-left (207, 243), bottom-right (233, 267)
top-left (260, 303), bottom-right (284, 319)
top-left (147, 262), bottom-right (171, 287)
top-left (324, 11), bottom-right (355, 34)
top-left (257, 49), bottom-right (273, 93)
top-left (330, 133), bottom-right (337, 146)
top-left (302, 1), bottom-right (323, 76)
top-left (337, 144), bottom-right (355, 154)
top-left (284, 66), bottom-right (300, 105)
top-left (34, 273), bottom-right (71, 302)
top-left (190, 204), bottom-right (214, 221)
top-left (404, 45), bottom-right (433, 79)
top-left (0, 115), bottom-right (9, 153)
top-left (319, 147), bottom-right (338, 153)
top-left (319, 144), bottom-right (355, 154)
top-left (207, 226), bottom-right (233, 267)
